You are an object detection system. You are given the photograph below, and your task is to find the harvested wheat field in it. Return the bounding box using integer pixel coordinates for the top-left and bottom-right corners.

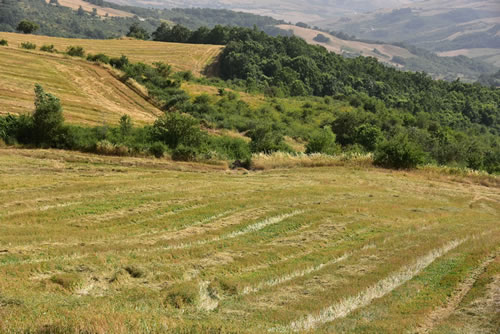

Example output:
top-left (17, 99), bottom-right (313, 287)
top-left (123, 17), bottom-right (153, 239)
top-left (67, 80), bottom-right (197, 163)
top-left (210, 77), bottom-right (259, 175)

top-left (0, 46), bottom-right (161, 126)
top-left (0, 32), bottom-right (223, 75)
top-left (44, 0), bottom-right (134, 18)
top-left (0, 148), bottom-right (498, 333)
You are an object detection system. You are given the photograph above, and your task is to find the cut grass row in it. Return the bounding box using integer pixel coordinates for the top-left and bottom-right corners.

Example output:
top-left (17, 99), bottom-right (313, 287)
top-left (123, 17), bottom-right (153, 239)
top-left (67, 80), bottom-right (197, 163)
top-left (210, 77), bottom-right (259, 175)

top-left (0, 148), bottom-right (498, 333)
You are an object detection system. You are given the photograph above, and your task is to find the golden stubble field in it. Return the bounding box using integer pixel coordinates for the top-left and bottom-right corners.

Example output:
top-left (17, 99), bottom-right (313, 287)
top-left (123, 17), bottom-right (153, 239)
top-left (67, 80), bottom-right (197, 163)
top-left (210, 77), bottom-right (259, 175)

top-left (0, 33), bottom-right (223, 126)
top-left (44, 0), bottom-right (134, 18)
top-left (0, 46), bottom-right (161, 126)
top-left (0, 148), bottom-right (498, 333)
top-left (0, 32), bottom-right (223, 75)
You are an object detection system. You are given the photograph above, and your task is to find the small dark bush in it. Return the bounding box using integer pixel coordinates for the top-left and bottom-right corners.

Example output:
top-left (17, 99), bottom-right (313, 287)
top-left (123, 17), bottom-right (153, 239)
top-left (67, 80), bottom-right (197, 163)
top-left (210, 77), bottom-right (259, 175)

top-left (110, 55), bottom-right (129, 69)
top-left (66, 46), bottom-right (85, 57)
top-left (20, 42), bottom-right (36, 50)
top-left (87, 53), bottom-right (110, 64)
top-left (306, 126), bottom-right (339, 155)
top-left (149, 141), bottom-right (166, 158)
top-left (0, 39), bottom-right (7, 46)
top-left (374, 135), bottom-right (424, 169)
top-left (172, 144), bottom-right (198, 161)
top-left (210, 136), bottom-right (251, 161)
top-left (40, 44), bottom-right (56, 53)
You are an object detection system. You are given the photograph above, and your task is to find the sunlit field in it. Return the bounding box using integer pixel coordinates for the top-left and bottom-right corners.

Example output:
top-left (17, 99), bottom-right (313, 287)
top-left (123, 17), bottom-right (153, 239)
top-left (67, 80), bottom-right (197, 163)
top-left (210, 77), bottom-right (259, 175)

top-left (0, 148), bottom-right (498, 333)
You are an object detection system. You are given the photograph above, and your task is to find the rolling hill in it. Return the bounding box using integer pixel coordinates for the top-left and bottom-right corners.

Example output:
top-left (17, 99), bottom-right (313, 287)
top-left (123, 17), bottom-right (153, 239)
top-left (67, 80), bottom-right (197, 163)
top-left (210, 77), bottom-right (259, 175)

top-left (0, 46), bottom-right (160, 125)
top-left (319, 0), bottom-right (500, 68)
top-left (44, 0), bottom-right (134, 17)
top-left (0, 31), bottom-right (222, 75)
top-left (106, 0), bottom-right (420, 23)
top-left (0, 32), bottom-right (223, 125)
top-left (281, 24), bottom-right (497, 82)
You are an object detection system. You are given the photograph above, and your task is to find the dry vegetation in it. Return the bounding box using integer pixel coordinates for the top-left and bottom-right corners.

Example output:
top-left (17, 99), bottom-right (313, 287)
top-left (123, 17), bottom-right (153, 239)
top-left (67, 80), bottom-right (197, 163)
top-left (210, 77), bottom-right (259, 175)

top-left (0, 46), bottom-right (161, 126)
top-left (279, 24), bottom-right (414, 67)
top-left (0, 148), bottom-right (498, 333)
top-left (44, 0), bottom-right (134, 17)
top-left (0, 32), bottom-right (223, 75)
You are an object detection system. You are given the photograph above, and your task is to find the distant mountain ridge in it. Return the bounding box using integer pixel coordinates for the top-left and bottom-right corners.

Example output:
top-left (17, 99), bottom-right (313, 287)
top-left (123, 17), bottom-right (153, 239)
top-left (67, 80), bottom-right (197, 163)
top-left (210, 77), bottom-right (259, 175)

top-left (318, 0), bottom-right (500, 68)
top-left (105, 0), bottom-right (421, 22)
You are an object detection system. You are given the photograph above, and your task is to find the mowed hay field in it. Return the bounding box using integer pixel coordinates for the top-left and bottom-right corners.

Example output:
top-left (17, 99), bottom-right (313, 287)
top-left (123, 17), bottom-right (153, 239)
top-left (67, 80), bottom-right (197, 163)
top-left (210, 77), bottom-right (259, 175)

top-left (44, 0), bottom-right (134, 18)
top-left (0, 148), bottom-right (499, 333)
top-left (0, 32), bottom-right (223, 75)
top-left (0, 46), bottom-right (161, 126)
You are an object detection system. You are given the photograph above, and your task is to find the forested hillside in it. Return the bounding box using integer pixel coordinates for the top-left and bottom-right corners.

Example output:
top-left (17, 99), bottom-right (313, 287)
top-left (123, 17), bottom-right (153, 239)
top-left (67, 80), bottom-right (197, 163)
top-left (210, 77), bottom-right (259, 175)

top-left (0, 0), bottom-right (283, 39)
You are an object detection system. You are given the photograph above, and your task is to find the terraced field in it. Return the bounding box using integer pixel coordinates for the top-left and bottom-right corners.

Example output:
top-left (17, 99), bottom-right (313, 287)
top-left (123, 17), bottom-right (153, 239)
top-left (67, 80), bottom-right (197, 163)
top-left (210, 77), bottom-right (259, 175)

top-left (0, 148), bottom-right (498, 333)
top-left (0, 32), bottom-right (223, 75)
top-left (0, 46), bottom-right (161, 126)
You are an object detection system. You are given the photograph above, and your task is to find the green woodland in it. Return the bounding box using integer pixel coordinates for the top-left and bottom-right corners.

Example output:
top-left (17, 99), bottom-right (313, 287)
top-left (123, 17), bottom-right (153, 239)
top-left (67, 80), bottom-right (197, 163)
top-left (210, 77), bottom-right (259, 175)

top-left (1, 24), bottom-right (500, 173)
top-left (0, 0), bottom-right (282, 38)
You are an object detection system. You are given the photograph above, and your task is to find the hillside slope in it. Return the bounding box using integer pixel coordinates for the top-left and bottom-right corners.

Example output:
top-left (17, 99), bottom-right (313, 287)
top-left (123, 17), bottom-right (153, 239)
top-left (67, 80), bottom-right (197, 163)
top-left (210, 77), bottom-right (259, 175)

top-left (282, 24), bottom-right (497, 81)
top-left (0, 148), bottom-right (498, 332)
top-left (0, 46), bottom-right (162, 125)
top-left (44, 0), bottom-right (134, 17)
top-left (107, 0), bottom-right (420, 22)
top-left (0, 32), bottom-right (222, 75)
top-left (320, 0), bottom-right (500, 67)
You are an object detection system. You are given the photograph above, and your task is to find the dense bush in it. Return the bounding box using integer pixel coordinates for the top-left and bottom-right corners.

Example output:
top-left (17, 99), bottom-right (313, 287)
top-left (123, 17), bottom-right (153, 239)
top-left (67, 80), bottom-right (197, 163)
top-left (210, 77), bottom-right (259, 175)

top-left (171, 144), bottom-right (198, 161)
top-left (40, 44), bottom-right (56, 53)
top-left (306, 126), bottom-right (339, 155)
top-left (87, 53), bottom-right (110, 64)
top-left (209, 136), bottom-right (251, 161)
top-left (151, 112), bottom-right (205, 149)
top-left (66, 46), bottom-right (85, 57)
top-left (109, 55), bottom-right (129, 69)
top-left (16, 20), bottom-right (39, 34)
top-left (20, 42), bottom-right (36, 50)
top-left (149, 141), bottom-right (166, 158)
top-left (0, 39), bottom-right (7, 46)
top-left (32, 84), bottom-right (65, 146)
top-left (374, 135), bottom-right (425, 169)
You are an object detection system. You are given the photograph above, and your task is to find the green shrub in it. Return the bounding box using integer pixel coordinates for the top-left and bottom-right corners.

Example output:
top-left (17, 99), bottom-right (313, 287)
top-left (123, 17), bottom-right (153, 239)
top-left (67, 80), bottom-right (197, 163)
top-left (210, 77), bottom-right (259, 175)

top-left (149, 141), bottom-right (166, 158)
top-left (374, 135), bottom-right (424, 169)
top-left (87, 53), bottom-right (110, 64)
top-left (66, 46), bottom-right (85, 57)
top-left (110, 55), bottom-right (129, 69)
top-left (40, 44), bottom-right (56, 53)
top-left (33, 84), bottom-right (64, 145)
top-left (0, 39), bottom-right (7, 46)
top-left (16, 20), bottom-right (39, 34)
top-left (209, 136), bottom-right (251, 161)
top-left (20, 42), bottom-right (36, 50)
top-left (355, 124), bottom-right (382, 151)
top-left (306, 126), bottom-right (339, 155)
top-left (172, 144), bottom-right (198, 161)
top-left (174, 70), bottom-right (194, 81)
top-left (248, 124), bottom-right (286, 153)
top-left (151, 112), bottom-right (205, 149)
